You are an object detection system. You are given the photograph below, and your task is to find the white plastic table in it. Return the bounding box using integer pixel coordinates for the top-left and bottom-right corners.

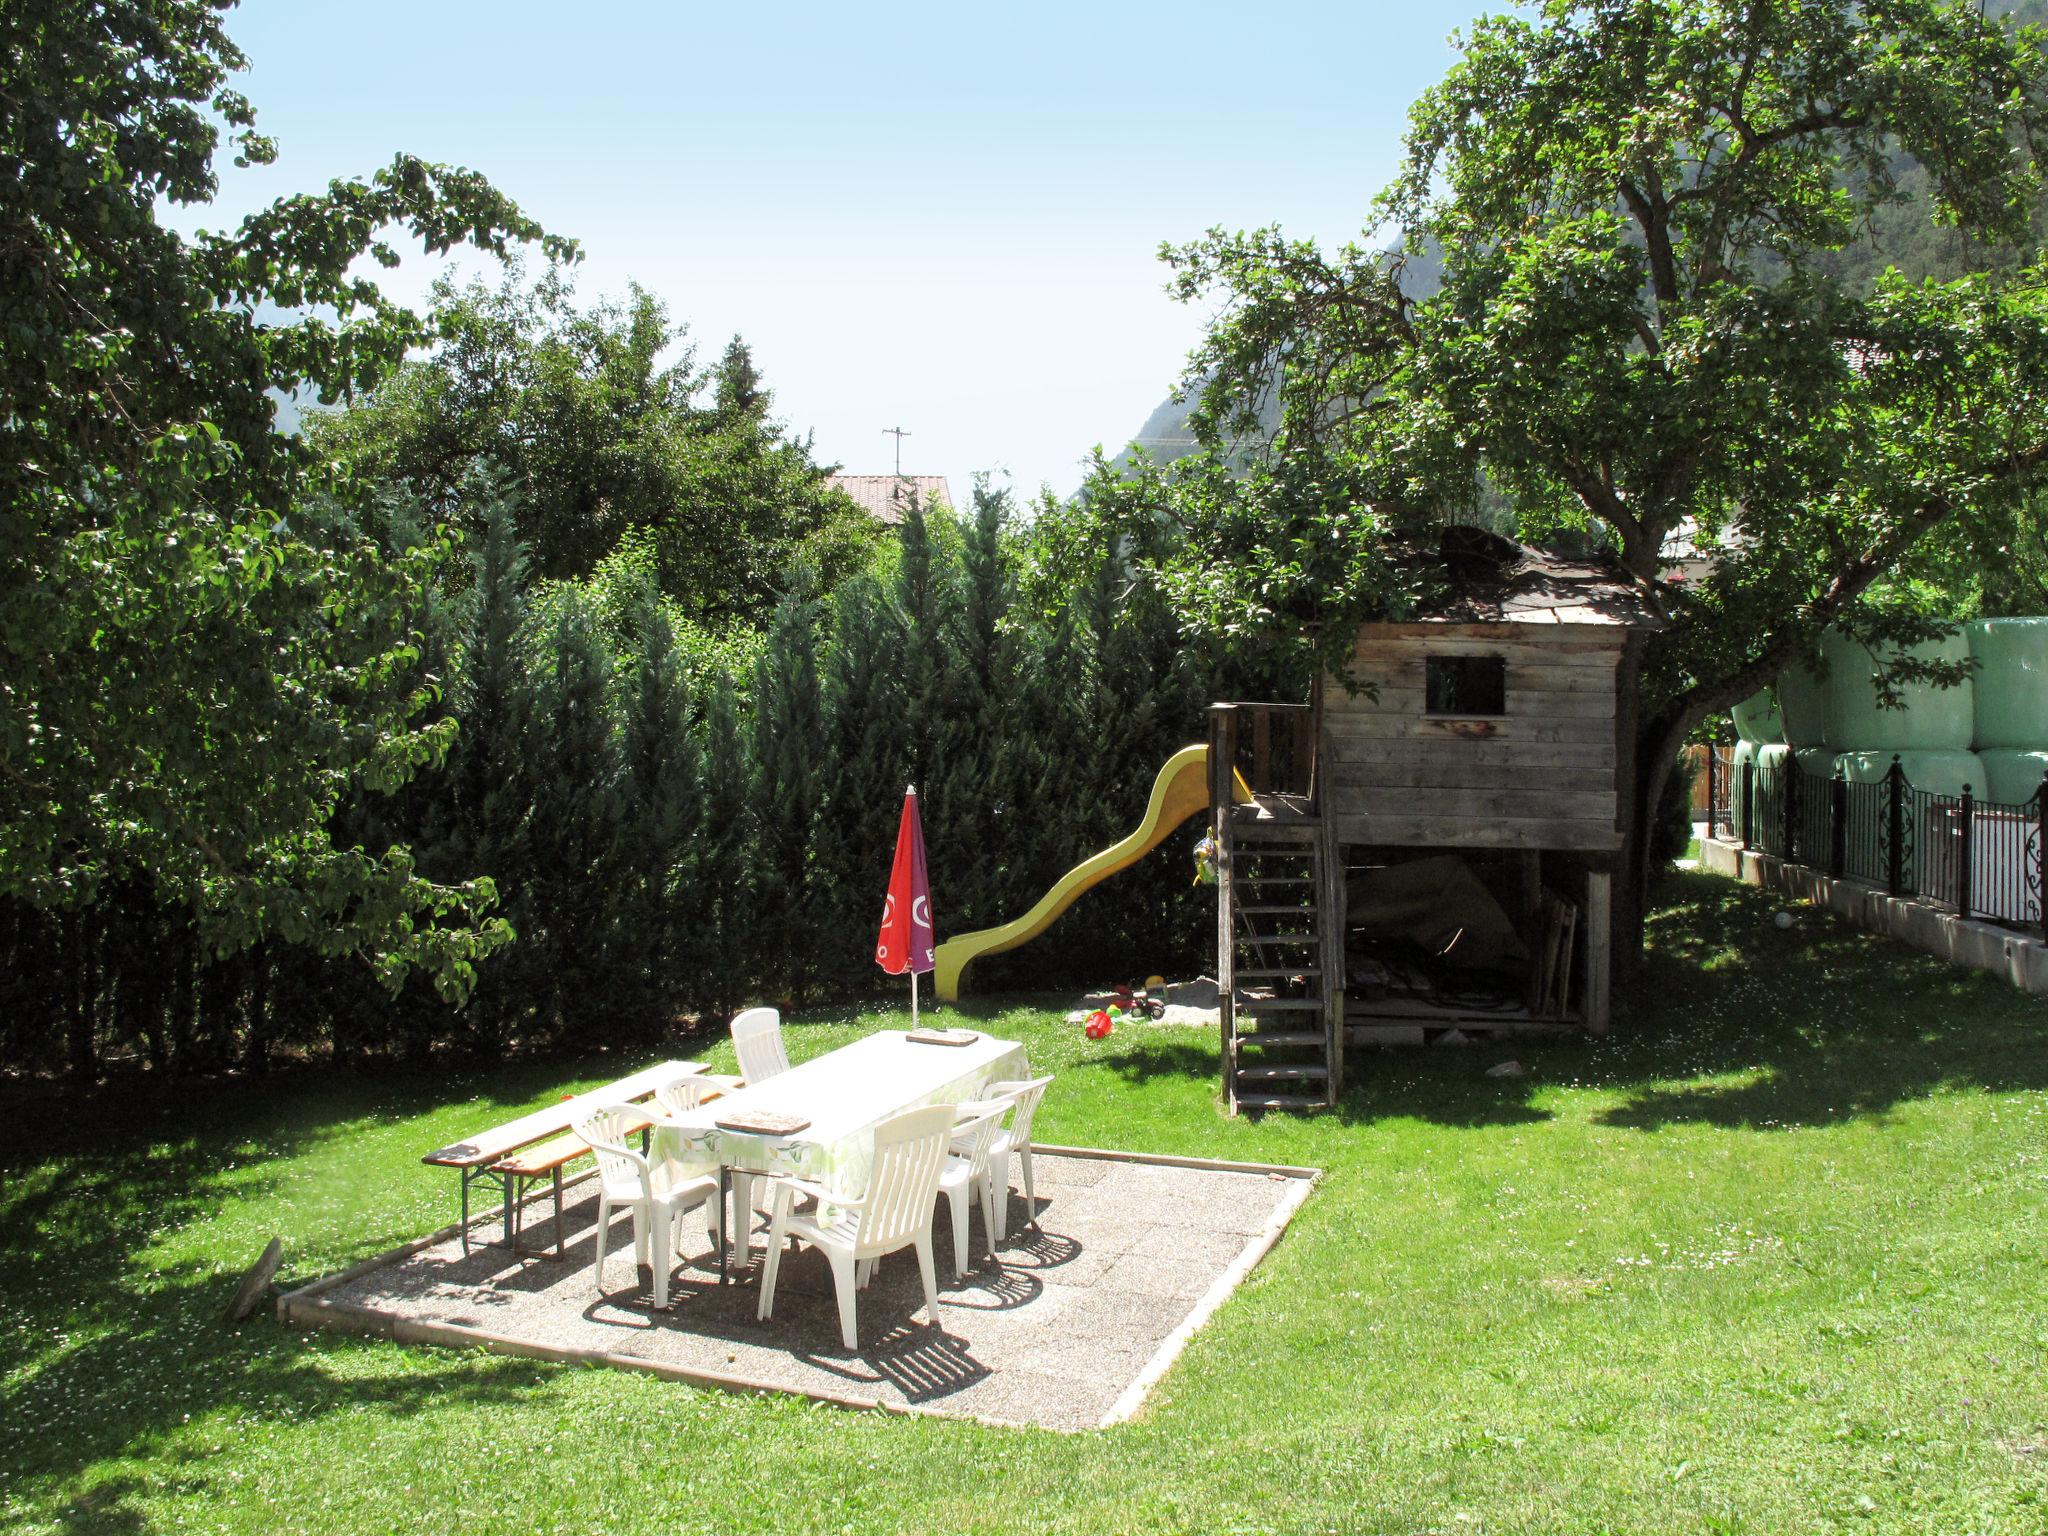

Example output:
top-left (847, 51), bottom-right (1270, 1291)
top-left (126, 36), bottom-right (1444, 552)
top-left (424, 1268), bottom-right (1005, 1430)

top-left (651, 1029), bottom-right (1028, 1280)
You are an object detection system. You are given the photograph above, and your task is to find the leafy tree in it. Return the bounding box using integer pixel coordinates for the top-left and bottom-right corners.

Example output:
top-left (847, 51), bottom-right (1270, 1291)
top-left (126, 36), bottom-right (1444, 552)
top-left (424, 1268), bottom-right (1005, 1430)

top-left (310, 269), bottom-right (878, 619)
top-left (520, 595), bottom-right (626, 1037)
top-left (750, 573), bottom-right (828, 1001)
top-left (0, 0), bottom-right (567, 1000)
top-left (1081, 0), bottom-right (2048, 943)
top-left (814, 574), bottom-right (910, 990)
top-left (937, 478), bottom-right (1033, 932)
top-left (698, 672), bottom-right (755, 1018)
top-left (617, 591), bottom-right (705, 1031)
top-left (892, 497), bottom-right (960, 794)
top-left (710, 336), bottom-right (771, 425)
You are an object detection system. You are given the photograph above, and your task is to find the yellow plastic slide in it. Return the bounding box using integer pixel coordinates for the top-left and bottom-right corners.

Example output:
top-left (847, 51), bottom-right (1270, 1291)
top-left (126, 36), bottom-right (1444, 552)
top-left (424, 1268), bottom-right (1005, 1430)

top-left (934, 743), bottom-right (1250, 1001)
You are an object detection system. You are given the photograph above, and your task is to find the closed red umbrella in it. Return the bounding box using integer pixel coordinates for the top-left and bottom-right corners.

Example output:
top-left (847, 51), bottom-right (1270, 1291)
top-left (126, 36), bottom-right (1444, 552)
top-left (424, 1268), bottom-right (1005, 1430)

top-left (875, 784), bottom-right (936, 1024)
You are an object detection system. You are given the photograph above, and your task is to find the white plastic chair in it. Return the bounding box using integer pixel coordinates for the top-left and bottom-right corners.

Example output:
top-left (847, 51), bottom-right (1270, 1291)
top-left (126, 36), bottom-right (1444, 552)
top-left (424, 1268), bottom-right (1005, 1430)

top-left (649, 1074), bottom-right (742, 1264)
top-left (756, 1103), bottom-right (954, 1351)
top-left (652, 1075), bottom-right (714, 1117)
top-left (938, 1100), bottom-right (1009, 1278)
top-left (726, 1007), bottom-right (793, 1257)
top-left (575, 1102), bottom-right (721, 1309)
top-left (729, 1006), bottom-right (790, 1084)
top-left (959, 1075), bottom-right (1053, 1242)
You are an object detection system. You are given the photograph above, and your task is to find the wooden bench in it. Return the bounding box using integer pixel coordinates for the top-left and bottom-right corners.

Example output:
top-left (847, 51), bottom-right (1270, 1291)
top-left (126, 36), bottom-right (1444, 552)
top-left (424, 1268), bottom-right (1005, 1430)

top-left (487, 1074), bottom-right (743, 1258)
top-left (422, 1060), bottom-right (710, 1257)
top-left (491, 1122), bottom-right (649, 1260)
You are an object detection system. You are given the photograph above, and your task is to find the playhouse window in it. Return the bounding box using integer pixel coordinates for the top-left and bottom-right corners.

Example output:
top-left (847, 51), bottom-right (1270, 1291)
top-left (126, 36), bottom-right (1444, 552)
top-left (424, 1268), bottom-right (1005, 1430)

top-left (1425, 654), bottom-right (1507, 716)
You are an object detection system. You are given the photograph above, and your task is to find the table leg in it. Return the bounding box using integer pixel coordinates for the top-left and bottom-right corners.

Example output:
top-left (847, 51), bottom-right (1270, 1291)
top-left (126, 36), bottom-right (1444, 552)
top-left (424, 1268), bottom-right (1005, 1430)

top-left (552, 1167), bottom-right (565, 1260)
top-left (460, 1169), bottom-right (472, 1256)
top-left (718, 1165), bottom-right (730, 1286)
top-left (501, 1173), bottom-right (515, 1247)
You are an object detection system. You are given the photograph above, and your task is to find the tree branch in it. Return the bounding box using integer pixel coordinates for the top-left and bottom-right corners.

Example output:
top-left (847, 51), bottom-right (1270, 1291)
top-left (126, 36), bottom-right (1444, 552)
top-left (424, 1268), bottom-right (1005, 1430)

top-left (1654, 438), bottom-right (2048, 742)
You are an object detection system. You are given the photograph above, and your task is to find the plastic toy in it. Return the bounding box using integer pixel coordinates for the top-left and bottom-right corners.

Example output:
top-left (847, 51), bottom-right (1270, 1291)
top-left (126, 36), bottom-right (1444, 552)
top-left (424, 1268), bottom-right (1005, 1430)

top-left (1113, 982), bottom-right (1167, 1020)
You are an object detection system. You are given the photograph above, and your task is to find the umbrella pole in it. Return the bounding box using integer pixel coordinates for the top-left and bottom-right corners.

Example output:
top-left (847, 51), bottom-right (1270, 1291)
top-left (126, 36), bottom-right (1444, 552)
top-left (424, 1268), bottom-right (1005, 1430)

top-left (910, 970), bottom-right (920, 1028)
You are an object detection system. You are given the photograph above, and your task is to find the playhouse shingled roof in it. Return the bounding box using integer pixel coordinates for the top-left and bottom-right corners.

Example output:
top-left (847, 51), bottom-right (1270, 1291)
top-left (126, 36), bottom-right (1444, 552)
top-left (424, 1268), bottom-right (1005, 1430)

top-left (1403, 526), bottom-right (1665, 629)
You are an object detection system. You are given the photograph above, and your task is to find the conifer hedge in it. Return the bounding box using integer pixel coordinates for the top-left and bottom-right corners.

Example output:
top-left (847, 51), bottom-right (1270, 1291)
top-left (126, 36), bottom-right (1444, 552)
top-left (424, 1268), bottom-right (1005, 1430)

top-left (0, 483), bottom-right (1265, 1074)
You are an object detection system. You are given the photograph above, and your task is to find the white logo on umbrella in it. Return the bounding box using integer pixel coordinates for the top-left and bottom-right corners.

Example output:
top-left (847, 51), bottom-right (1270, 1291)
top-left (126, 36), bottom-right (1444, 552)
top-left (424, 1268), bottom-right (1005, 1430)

top-left (880, 894), bottom-right (895, 927)
top-left (911, 895), bottom-right (931, 931)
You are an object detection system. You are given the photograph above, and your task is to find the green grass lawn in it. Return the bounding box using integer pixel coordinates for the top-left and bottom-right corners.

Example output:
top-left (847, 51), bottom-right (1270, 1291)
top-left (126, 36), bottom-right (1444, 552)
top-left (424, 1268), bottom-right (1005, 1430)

top-left (3, 871), bottom-right (2045, 1534)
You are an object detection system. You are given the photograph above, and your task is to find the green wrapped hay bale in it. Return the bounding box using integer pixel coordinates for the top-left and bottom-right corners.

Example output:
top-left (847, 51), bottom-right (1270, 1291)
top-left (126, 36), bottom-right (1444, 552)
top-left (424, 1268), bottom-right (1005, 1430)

top-left (1754, 743), bottom-right (1837, 790)
top-left (1777, 660), bottom-right (1830, 747)
top-left (1836, 747), bottom-right (1985, 797)
top-left (1976, 749), bottom-right (2048, 806)
top-left (1837, 748), bottom-right (1986, 887)
top-left (1731, 689), bottom-right (1785, 744)
top-left (1729, 738), bottom-right (1758, 831)
top-left (1757, 742), bottom-right (1800, 804)
top-left (1822, 629), bottom-right (1973, 751)
top-left (1966, 619), bottom-right (2048, 749)
top-left (1794, 746), bottom-right (1839, 778)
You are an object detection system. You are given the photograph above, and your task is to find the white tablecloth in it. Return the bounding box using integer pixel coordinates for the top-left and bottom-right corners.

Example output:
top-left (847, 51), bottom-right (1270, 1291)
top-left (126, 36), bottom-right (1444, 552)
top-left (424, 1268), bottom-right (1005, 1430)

top-left (652, 1029), bottom-right (1028, 1197)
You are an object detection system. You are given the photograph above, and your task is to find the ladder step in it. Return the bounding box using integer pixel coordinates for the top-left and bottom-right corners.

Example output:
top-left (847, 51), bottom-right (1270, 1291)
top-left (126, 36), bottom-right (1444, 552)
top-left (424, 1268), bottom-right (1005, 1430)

top-left (1236, 904), bottom-right (1316, 916)
top-left (1230, 1029), bottom-right (1325, 1047)
top-left (1236, 997), bottom-right (1324, 1013)
top-left (1233, 1094), bottom-right (1326, 1112)
top-left (1235, 967), bottom-right (1321, 980)
top-left (1236, 1063), bottom-right (1330, 1083)
top-left (1236, 932), bottom-right (1319, 945)
top-left (1239, 875), bottom-right (1314, 885)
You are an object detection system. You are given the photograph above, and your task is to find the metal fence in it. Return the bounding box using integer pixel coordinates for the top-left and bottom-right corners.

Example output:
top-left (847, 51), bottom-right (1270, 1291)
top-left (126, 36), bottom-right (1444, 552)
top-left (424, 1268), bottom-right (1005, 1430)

top-left (1704, 747), bottom-right (2048, 934)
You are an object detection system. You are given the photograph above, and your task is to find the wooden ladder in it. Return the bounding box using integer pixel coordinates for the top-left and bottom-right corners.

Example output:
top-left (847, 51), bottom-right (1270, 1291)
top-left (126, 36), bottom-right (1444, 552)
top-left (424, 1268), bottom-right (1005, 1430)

top-left (1217, 803), bottom-right (1342, 1114)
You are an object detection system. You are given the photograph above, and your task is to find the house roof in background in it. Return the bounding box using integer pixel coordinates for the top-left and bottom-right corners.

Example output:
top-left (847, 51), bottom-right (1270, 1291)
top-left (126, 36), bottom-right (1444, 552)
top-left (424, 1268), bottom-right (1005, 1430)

top-left (828, 474), bottom-right (954, 527)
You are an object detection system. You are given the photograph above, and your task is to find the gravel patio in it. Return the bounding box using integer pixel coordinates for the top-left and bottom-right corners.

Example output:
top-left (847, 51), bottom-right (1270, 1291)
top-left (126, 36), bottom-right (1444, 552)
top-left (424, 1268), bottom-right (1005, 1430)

top-left (281, 1147), bottom-right (1316, 1431)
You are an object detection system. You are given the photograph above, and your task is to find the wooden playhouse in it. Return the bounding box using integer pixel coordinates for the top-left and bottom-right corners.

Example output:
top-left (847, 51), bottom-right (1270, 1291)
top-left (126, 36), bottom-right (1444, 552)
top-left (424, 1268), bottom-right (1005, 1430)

top-left (1208, 528), bottom-right (1662, 1111)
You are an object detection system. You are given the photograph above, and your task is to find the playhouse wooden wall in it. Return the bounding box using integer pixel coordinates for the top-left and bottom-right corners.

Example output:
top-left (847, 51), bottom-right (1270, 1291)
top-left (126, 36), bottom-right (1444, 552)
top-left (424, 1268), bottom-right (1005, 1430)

top-left (1322, 622), bottom-right (1636, 853)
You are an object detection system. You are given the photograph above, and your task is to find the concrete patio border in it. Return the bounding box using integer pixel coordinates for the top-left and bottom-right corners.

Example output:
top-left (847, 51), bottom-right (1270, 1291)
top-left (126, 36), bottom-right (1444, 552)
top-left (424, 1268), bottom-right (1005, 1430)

top-left (274, 1144), bottom-right (1321, 1433)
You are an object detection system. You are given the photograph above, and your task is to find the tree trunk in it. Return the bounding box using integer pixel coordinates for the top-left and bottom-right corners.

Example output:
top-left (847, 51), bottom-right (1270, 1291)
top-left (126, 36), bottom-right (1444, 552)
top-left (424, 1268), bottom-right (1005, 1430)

top-left (114, 883), bottom-right (167, 1072)
top-left (63, 908), bottom-right (98, 1080)
top-left (243, 940), bottom-right (271, 1074)
top-left (169, 916), bottom-right (196, 1072)
top-left (1624, 706), bottom-right (1698, 960)
top-left (198, 947), bottom-right (240, 1072)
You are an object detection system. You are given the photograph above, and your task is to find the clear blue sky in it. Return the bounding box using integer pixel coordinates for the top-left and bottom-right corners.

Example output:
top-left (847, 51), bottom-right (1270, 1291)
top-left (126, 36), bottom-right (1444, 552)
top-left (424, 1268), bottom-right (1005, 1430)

top-left (196, 1), bottom-right (1497, 499)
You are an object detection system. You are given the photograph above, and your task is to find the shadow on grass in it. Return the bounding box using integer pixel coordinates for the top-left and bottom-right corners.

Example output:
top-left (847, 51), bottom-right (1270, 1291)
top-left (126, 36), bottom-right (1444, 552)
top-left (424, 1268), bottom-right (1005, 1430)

top-left (958, 872), bottom-right (2046, 1137)
top-left (1328, 871), bottom-right (2046, 1134)
top-left (1586, 871), bottom-right (2048, 1131)
top-left (0, 1063), bottom-right (602, 1532)
top-left (8, 870), bottom-right (2043, 1528)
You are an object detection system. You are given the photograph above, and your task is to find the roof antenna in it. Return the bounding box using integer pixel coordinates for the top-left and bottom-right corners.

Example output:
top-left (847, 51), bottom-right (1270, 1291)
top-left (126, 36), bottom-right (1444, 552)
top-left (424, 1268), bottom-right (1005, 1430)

top-left (883, 425), bottom-right (911, 478)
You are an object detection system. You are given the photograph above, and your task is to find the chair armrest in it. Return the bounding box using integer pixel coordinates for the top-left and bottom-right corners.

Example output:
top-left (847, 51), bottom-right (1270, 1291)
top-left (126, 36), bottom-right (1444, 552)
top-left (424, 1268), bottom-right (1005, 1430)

top-left (952, 1100), bottom-right (1010, 1131)
top-left (769, 1172), bottom-right (864, 1211)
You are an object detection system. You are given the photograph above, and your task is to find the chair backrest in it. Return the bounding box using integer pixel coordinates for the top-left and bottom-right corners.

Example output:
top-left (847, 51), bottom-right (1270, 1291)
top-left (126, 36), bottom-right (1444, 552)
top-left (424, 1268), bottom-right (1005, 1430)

top-left (653, 1076), bottom-right (712, 1117)
top-left (988, 1075), bottom-right (1054, 1149)
top-left (856, 1104), bottom-right (955, 1254)
top-left (730, 1007), bottom-right (789, 1084)
top-left (574, 1104), bottom-right (651, 1202)
top-left (951, 1100), bottom-right (1007, 1173)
